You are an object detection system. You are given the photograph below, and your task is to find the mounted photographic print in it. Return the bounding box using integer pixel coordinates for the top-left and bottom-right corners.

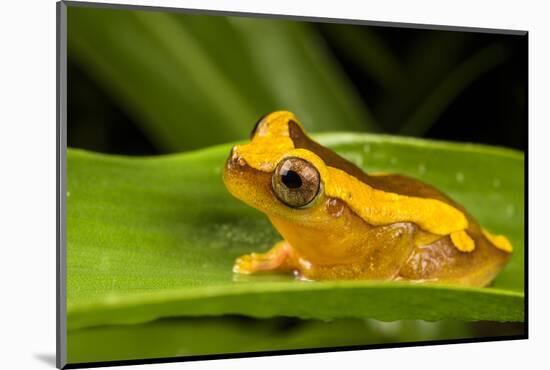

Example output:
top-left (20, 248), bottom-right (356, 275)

top-left (57, 1), bottom-right (527, 368)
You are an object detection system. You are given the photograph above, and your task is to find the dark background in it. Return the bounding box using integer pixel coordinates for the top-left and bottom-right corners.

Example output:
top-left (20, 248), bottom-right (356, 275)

top-left (68, 18), bottom-right (527, 156)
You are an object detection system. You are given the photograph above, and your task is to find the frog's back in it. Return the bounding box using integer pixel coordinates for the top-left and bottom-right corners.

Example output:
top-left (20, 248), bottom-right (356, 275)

top-left (362, 174), bottom-right (512, 286)
top-left (289, 118), bottom-right (511, 286)
top-left (362, 173), bottom-right (463, 209)
top-left (289, 120), bottom-right (461, 210)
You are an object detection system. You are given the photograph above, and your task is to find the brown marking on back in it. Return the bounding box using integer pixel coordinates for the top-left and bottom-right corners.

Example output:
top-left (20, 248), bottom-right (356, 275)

top-left (288, 121), bottom-right (515, 258)
top-left (288, 120), bottom-right (461, 209)
top-left (288, 120), bottom-right (373, 183)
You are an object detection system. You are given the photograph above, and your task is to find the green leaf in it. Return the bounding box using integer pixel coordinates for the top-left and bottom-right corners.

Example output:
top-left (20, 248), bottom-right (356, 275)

top-left (68, 317), bottom-right (473, 363)
top-left (67, 134), bottom-right (524, 331)
top-left (67, 6), bottom-right (376, 152)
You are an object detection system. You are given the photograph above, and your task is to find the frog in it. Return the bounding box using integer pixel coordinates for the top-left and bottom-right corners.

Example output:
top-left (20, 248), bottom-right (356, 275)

top-left (223, 111), bottom-right (512, 287)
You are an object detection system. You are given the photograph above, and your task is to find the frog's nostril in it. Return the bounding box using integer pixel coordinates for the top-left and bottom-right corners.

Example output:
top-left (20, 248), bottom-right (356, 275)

top-left (227, 146), bottom-right (247, 168)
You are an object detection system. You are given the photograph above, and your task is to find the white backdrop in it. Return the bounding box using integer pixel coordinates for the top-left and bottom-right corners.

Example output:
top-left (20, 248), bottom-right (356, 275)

top-left (0, 0), bottom-right (546, 369)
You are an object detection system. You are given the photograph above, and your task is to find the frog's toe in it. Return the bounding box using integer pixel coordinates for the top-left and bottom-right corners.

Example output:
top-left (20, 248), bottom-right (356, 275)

top-left (233, 252), bottom-right (282, 274)
top-left (234, 253), bottom-right (269, 274)
top-left (233, 254), bottom-right (256, 274)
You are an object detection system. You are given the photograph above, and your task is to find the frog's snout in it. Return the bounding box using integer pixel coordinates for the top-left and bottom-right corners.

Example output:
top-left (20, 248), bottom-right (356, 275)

top-left (223, 145), bottom-right (271, 209)
top-left (226, 145), bottom-right (248, 171)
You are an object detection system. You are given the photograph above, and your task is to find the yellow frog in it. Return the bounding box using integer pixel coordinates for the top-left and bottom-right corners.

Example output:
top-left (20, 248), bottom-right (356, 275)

top-left (223, 111), bottom-right (512, 287)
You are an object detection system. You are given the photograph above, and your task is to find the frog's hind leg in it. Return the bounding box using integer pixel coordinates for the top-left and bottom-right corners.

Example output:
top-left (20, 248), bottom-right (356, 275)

top-left (397, 228), bottom-right (511, 287)
top-left (233, 240), bottom-right (298, 274)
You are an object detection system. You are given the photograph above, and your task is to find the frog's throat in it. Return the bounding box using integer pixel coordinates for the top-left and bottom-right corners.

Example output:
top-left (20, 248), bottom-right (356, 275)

top-left (234, 111), bottom-right (510, 254)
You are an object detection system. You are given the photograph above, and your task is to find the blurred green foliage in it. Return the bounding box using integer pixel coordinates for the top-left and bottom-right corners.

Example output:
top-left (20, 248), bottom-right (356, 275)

top-left (67, 6), bottom-right (526, 154)
top-left (68, 7), bottom-right (377, 152)
top-left (69, 316), bottom-right (475, 363)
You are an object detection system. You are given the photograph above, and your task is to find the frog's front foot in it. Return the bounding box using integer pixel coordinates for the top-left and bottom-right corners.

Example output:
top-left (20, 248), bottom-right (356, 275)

top-left (233, 240), bottom-right (296, 274)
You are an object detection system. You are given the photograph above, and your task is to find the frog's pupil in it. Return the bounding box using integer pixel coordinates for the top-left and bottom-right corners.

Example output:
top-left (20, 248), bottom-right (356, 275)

top-left (281, 170), bottom-right (302, 189)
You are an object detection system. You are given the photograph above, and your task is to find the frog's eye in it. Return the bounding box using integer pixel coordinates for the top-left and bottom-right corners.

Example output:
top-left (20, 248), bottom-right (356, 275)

top-left (272, 157), bottom-right (321, 208)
